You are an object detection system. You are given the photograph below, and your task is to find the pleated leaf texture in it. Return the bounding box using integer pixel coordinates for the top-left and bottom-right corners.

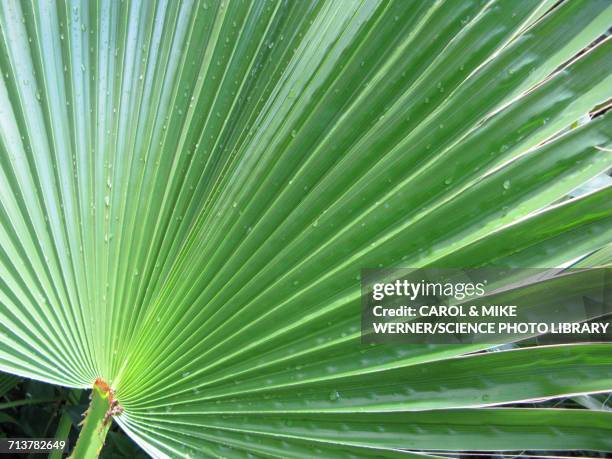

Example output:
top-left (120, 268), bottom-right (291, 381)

top-left (1, 0), bottom-right (612, 457)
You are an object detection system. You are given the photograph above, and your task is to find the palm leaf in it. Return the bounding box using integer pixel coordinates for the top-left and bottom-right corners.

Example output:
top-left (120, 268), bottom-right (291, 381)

top-left (0, 0), bottom-right (611, 457)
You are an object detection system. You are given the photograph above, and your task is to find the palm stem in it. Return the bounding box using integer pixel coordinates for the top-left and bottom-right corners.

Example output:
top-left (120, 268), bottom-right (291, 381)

top-left (69, 383), bottom-right (112, 459)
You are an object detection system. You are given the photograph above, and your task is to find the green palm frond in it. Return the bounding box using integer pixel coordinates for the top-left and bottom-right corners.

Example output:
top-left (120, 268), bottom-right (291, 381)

top-left (0, 371), bottom-right (21, 397)
top-left (1, 0), bottom-right (611, 457)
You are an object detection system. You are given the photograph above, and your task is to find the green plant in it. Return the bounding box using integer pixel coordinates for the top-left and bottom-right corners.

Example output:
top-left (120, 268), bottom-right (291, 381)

top-left (0, 373), bottom-right (143, 458)
top-left (0, 0), bottom-right (611, 457)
